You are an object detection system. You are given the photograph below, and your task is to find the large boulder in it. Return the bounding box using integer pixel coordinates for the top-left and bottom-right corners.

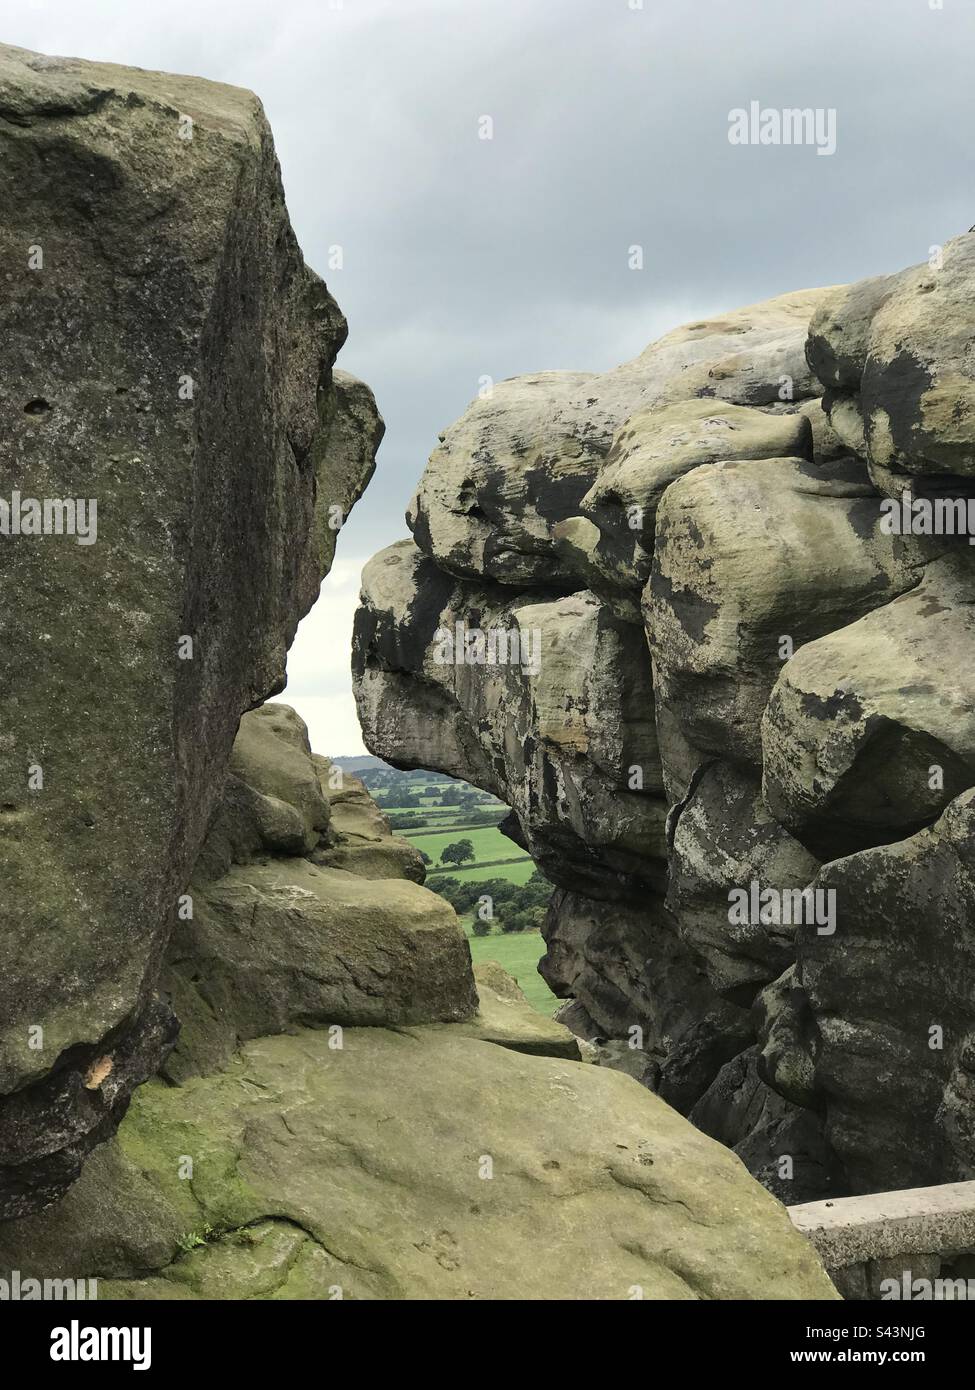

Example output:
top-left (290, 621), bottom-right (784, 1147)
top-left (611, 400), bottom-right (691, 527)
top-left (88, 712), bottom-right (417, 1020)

top-left (352, 265), bottom-right (975, 1207)
top-left (437, 960), bottom-right (582, 1060)
top-left (408, 290), bottom-right (833, 589)
top-left (667, 761), bottom-right (820, 1002)
top-left (793, 790), bottom-right (975, 1193)
top-left (0, 1027), bottom-right (838, 1301)
top-left (807, 233), bottom-right (975, 487)
top-left (763, 552), bottom-right (975, 859)
top-left (688, 1046), bottom-right (839, 1205)
top-left (353, 540), bottom-right (668, 898)
top-left (539, 888), bottom-right (751, 1114)
top-left (646, 454), bottom-right (942, 792)
top-left (166, 859), bottom-right (476, 1065)
top-left (581, 399), bottom-right (813, 593)
top-left (311, 757), bottom-right (425, 882)
top-left (0, 44), bottom-right (379, 1215)
top-left (163, 703), bottom-right (476, 1082)
top-left (228, 705), bottom-right (332, 855)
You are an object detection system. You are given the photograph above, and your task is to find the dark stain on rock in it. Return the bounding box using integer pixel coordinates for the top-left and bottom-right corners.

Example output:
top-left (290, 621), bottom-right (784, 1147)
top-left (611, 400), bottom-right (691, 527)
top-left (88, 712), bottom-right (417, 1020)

top-left (651, 570), bottom-right (719, 642)
top-left (522, 462), bottom-right (597, 519)
top-left (797, 687), bottom-right (866, 723)
top-left (862, 349), bottom-right (933, 459)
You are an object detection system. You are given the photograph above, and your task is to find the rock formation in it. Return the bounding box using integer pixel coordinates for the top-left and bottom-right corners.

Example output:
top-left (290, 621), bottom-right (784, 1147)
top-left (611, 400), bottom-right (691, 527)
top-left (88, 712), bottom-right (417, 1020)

top-left (0, 41), bottom-right (382, 1216)
top-left (0, 43), bottom-right (836, 1301)
top-left (354, 235), bottom-right (975, 1205)
top-left (0, 704), bottom-right (833, 1300)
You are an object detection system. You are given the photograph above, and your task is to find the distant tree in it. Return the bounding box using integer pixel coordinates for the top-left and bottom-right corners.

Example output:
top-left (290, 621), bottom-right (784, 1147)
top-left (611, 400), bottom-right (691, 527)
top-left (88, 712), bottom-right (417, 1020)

top-left (500, 909), bottom-right (530, 934)
top-left (471, 918), bottom-right (493, 938)
top-left (419, 850), bottom-right (432, 866)
top-left (440, 838), bottom-right (475, 867)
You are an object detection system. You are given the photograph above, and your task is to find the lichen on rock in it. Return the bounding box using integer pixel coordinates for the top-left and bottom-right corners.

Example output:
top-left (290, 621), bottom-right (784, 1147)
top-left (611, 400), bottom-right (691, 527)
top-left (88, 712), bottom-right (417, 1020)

top-left (354, 233), bottom-right (975, 1210)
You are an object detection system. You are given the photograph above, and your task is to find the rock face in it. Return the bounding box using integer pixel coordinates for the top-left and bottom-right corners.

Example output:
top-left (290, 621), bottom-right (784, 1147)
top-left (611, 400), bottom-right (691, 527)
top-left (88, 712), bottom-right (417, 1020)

top-left (162, 703), bottom-right (477, 1084)
top-left (353, 542), bottom-right (667, 898)
top-left (0, 1027), bottom-right (835, 1301)
top-left (0, 692), bottom-right (834, 1298)
top-left (0, 45), bottom-right (380, 1216)
top-left (354, 235), bottom-right (975, 1205)
top-left (407, 289), bottom-right (832, 591)
top-left (0, 44), bottom-right (840, 1298)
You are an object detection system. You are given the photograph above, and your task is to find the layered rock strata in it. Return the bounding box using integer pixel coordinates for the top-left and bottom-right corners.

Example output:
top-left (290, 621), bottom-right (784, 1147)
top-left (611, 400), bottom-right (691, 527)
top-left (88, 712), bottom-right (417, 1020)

top-left (354, 236), bottom-right (975, 1204)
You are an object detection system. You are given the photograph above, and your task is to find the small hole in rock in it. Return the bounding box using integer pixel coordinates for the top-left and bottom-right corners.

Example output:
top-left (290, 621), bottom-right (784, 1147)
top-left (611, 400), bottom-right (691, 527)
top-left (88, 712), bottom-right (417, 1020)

top-left (24, 398), bottom-right (52, 415)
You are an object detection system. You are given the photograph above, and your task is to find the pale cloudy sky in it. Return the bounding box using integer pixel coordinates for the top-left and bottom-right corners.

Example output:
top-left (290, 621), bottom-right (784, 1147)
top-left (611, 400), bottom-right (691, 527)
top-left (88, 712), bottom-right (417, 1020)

top-left (3, 0), bottom-right (974, 752)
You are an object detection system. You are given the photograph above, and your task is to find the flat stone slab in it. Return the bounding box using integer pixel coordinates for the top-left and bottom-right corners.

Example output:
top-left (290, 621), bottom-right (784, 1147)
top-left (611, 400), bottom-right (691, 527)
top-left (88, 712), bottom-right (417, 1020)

top-left (1, 1027), bottom-right (837, 1300)
top-left (789, 1181), bottom-right (975, 1269)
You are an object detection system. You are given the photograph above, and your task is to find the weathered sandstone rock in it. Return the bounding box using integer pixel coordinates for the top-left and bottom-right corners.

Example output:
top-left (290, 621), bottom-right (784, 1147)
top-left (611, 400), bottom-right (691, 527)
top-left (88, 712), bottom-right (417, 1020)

top-left (353, 540), bottom-right (668, 897)
top-left (311, 756), bottom-right (424, 881)
top-left (408, 290), bottom-right (833, 589)
top-left (667, 762), bottom-right (820, 1002)
top-left (582, 399), bottom-right (813, 592)
top-left (0, 44), bottom-right (378, 1215)
top-left (0, 1027), bottom-right (838, 1300)
top-left (763, 552), bottom-right (975, 859)
top-left (689, 1046), bottom-right (839, 1205)
top-left (163, 703), bottom-right (475, 1083)
top-left (646, 454), bottom-right (942, 790)
top-left (431, 960), bottom-right (581, 1060)
top-left (808, 234), bottom-right (975, 482)
top-left (539, 888), bottom-right (751, 1113)
top-left (791, 790), bottom-right (975, 1193)
top-left (355, 250), bottom-right (975, 1206)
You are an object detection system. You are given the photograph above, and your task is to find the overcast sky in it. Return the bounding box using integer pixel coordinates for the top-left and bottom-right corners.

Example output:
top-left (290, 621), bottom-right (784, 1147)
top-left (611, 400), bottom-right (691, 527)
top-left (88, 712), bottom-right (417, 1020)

top-left (4, 0), bottom-right (974, 752)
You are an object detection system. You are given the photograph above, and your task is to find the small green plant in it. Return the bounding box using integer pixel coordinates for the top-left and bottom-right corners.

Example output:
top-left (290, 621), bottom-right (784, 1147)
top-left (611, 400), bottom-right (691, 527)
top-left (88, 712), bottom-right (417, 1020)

top-left (175, 1222), bottom-right (215, 1253)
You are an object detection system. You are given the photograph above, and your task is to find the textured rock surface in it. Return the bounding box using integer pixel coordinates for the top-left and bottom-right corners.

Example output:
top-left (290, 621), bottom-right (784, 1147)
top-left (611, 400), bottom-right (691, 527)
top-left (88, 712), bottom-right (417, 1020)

top-left (354, 540), bottom-right (668, 898)
top-left (163, 703), bottom-right (475, 1084)
top-left (0, 44), bottom-right (380, 1216)
top-left (0, 40), bottom-right (843, 1302)
top-left (789, 790), bottom-right (975, 1193)
top-left (583, 398), bottom-right (813, 593)
top-left (539, 888), bottom-right (750, 1113)
top-left (0, 699), bottom-right (830, 1299)
top-left (408, 289), bottom-right (832, 589)
top-left (667, 762), bottom-right (820, 1001)
top-left (763, 553), bottom-right (975, 859)
top-left (0, 1027), bottom-right (837, 1300)
top-left (433, 960), bottom-right (582, 1060)
top-left (355, 236), bottom-right (975, 1206)
top-left (311, 756), bottom-right (424, 881)
top-left (647, 454), bottom-right (941, 787)
top-left (807, 234), bottom-right (975, 486)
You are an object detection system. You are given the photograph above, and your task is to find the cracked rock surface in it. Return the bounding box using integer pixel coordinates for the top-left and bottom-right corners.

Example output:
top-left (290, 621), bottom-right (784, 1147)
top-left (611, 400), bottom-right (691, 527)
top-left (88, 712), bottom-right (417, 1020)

top-left (0, 42), bottom-right (844, 1296)
top-left (0, 695), bottom-right (834, 1297)
top-left (0, 42), bottom-right (381, 1217)
top-left (355, 235), bottom-right (975, 1204)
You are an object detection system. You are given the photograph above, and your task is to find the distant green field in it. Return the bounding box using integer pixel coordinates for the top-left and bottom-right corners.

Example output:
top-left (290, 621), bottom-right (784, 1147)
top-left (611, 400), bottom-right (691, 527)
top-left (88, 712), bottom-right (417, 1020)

top-left (431, 856), bottom-right (536, 886)
top-left (405, 823), bottom-right (519, 866)
top-left (468, 930), bottom-right (557, 1016)
top-left (369, 772), bottom-right (554, 1016)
